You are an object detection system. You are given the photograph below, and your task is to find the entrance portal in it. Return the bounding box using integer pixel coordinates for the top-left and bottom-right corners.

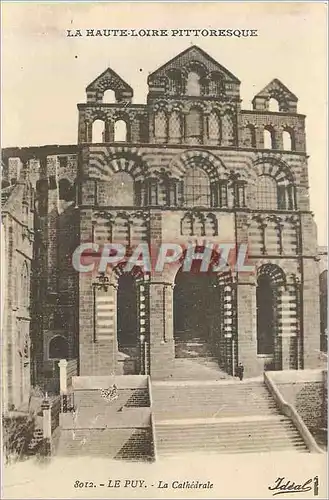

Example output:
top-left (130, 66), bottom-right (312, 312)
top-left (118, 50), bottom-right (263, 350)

top-left (173, 270), bottom-right (219, 359)
top-left (117, 274), bottom-right (139, 374)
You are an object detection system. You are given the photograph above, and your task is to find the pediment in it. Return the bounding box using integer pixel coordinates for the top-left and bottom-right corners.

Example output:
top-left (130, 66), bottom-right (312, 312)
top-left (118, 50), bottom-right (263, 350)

top-left (254, 79), bottom-right (298, 102)
top-left (148, 45), bottom-right (240, 84)
top-left (86, 67), bottom-right (133, 95)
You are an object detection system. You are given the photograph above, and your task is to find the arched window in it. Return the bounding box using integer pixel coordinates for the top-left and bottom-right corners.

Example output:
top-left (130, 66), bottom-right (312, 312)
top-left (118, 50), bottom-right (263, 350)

top-left (108, 171), bottom-right (134, 206)
top-left (114, 119), bottom-right (128, 142)
top-left (283, 128), bottom-right (295, 151)
top-left (256, 175), bottom-right (278, 210)
top-left (169, 111), bottom-right (182, 142)
top-left (103, 89), bottom-right (116, 103)
top-left (186, 108), bottom-right (202, 144)
top-left (154, 110), bottom-right (167, 142)
top-left (268, 98), bottom-right (280, 112)
top-left (167, 70), bottom-right (182, 94)
top-left (208, 111), bottom-right (221, 143)
top-left (264, 126), bottom-right (275, 149)
top-left (92, 119), bottom-right (105, 143)
top-left (209, 72), bottom-right (224, 95)
top-left (222, 112), bottom-right (235, 146)
top-left (186, 71), bottom-right (201, 96)
top-left (183, 166), bottom-right (210, 207)
top-left (49, 335), bottom-right (69, 360)
top-left (244, 124), bottom-right (256, 147)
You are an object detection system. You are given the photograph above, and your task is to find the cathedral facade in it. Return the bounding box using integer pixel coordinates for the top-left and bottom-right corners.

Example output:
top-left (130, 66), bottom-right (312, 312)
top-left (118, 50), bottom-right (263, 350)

top-left (1, 46), bottom-right (322, 410)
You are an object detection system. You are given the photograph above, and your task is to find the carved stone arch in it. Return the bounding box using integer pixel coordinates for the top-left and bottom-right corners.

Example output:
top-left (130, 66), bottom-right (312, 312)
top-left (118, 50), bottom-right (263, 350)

top-left (89, 109), bottom-right (111, 123)
top-left (170, 150), bottom-right (227, 181)
top-left (253, 158), bottom-right (295, 186)
top-left (257, 263), bottom-right (286, 286)
top-left (112, 260), bottom-right (145, 281)
top-left (183, 59), bottom-right (209, 77)
top-left (90, 150), bottom-right (149, 182)
top-left (184, 101), bottom-right (208, 113)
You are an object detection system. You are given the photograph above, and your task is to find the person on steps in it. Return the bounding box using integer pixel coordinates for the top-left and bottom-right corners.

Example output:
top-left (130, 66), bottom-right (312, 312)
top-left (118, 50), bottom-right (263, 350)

top-left (237, 362), bottom-right (244, 381)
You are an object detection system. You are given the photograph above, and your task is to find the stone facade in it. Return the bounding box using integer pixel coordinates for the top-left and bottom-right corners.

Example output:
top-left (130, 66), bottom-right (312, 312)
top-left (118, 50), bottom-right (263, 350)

top-left (1, 161), bottom-right (34, 411)
top-left (1, 46), bottom-right (324, 398)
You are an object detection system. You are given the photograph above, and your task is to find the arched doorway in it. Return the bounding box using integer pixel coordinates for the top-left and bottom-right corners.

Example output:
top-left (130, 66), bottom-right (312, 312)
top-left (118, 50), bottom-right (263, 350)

top-left (116, 266), bottom-right (148, 375)
top-left (117, 274), bottom-right (139, 373)
top-left (256, 264), bottom-right (285, 370)
top-left (256, 275), bottom-right (275, 356)
top-left (173, 268), bottom-right (219, 359)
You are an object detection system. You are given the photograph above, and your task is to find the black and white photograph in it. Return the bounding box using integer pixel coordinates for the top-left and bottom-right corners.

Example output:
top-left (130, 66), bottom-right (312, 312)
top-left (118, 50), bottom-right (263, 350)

top-left (1, 2), bottom-right (327, 498)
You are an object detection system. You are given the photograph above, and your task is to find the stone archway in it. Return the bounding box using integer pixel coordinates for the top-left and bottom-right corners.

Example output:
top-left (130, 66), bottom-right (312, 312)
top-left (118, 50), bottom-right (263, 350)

top-left (173, 268), bottom-right (219, 359)
top-left (114, 264), bottom-right (149, 375)
top-left (256, 263), bottom-right (286, 370)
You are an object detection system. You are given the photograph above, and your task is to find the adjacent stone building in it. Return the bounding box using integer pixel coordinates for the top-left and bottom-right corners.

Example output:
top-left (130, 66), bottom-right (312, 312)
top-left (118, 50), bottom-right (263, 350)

top-left (1, 163), bottom-right (34, 411)
top-left (318, 246), bottom-right (328, 353)
top-left (1, 46), bottom-right (323, 405)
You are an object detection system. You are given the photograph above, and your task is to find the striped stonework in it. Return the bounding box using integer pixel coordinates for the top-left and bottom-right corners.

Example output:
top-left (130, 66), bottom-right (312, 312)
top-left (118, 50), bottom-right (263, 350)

top-left (94, 287), bottom-right (116, 341)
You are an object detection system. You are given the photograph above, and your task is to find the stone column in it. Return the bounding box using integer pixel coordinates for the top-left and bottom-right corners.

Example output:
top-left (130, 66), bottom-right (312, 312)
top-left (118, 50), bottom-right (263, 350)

top-left (149, 280), bottom-right (175, 379)
top-left (58, 359), bottom-right (68, 394)
top-left (255, 126), bottom-right (264, 149)
top-left (203, 113), bottom-right (209, 145)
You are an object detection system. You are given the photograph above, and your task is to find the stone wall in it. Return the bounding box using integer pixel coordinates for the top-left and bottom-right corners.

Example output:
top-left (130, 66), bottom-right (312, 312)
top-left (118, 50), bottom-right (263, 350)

top-left (269, 369), bottom-right (327, 440)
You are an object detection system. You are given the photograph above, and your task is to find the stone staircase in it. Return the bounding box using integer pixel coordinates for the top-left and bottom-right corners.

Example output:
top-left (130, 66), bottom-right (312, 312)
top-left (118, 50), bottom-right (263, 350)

top-left (55, 377), bottom-right (154, 461)
top-left (151, 380), bottom-right (309, 456)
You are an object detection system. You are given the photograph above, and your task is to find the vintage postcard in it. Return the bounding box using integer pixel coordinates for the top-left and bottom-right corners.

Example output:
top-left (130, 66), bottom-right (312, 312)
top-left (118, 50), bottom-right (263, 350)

top-left (1, 1), bottom-right (328, 499)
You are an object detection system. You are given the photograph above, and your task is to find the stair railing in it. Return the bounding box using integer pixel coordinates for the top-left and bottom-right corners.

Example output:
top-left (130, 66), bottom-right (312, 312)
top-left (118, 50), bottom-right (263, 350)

top-left (147, 375), bottom-right (158, 461)
top-left (264, 372), bottom-right (323, 453)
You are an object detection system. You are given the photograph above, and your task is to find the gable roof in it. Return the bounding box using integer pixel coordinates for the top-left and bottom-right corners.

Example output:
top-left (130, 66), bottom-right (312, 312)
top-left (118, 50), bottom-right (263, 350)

top-left (148, 45), bottom-right (240, 83)
top-left (86, 67), bottom-right (133, 93)
top-left (254, 78), bottom-right (298, 102)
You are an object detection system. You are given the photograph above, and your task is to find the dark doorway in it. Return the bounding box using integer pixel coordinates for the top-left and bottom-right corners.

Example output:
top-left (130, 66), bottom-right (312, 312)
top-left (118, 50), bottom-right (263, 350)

top-left (256, 275), bottom-right (275, 355)
top-left (117, 274), bottom-right (139, 373)
top-left (117, 275), bottom-right (138, 349)
top-left (173, 270), bottom-right (219, 358)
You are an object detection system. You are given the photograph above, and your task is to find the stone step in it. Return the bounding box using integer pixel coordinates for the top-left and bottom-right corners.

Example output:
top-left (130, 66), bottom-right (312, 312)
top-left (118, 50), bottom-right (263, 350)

top-left (156, 427), bottom-right (307, 453)
top-left (156, 428), bottom-right (302, 442)
top-left (156, 426), bottom-right (300, 440)
top-left (157, 437), bottom-right (305, 450)
top-left (158, 443), bottom-right (309, 458)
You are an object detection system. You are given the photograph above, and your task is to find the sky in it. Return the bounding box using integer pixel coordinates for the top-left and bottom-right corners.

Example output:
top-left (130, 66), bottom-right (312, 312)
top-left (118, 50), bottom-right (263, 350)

top-left (1, 2), bottom-right (327, 245)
